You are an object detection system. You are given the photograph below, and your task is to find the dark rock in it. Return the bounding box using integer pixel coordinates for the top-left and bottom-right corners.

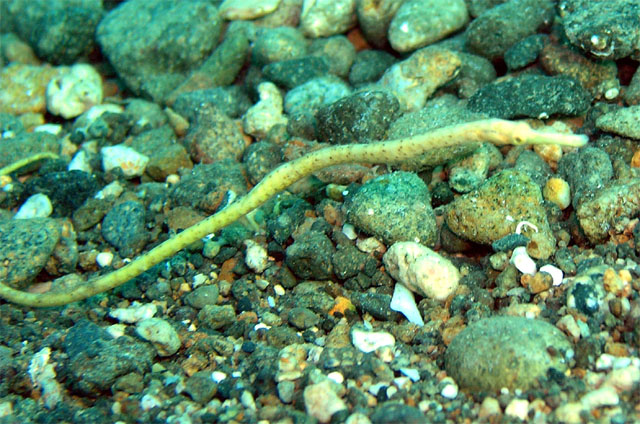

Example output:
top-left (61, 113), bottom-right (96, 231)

top-left (25, 171), bottom-right (99, 217)
top-left (467, 74), bottom-right (591, 119)
top-left (263, 56), bottom-right (330, 90)
top-left (101, 201), bottom-right (149, 258)
top-left (285, 231), bottom-right (335, 280)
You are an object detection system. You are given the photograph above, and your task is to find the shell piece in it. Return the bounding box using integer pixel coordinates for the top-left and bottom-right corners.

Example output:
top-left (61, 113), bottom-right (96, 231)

top-left (510, 246), bottom-right (537, 275)
top-left (351, 327), bottom-right (395, 353)
top-left (390, 283), bottom-right (424, 326)
top-left (539, 264), bottom-right (564, 286)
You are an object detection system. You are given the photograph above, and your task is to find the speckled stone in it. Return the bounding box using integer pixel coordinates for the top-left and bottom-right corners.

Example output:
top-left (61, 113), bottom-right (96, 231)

top-left (624, 67), bottom-right (640, 105)
top-left (557, 147), bottom-right (613, 209)
top-left (101, 202), bottom-right (148, 258)
top-left (0, 131), bottom-right (60, 170)
top-left (308, 35), bottom-right (356, 78)
top-left (466, 0), bottom-right (555, 59)
top-left (252, 26), bottom-right (308, 66)
top-left (183, 104), bottom-right (247, 163)
top-left (0, 218), bottom-right (61, 289)
top-left (560, 0), bottom-right (640, 60)
top-left (285, 230), bottom-right (335, 280)
top-left (284, 75), bottom-right (352, 116)
top-left (0, 64), bottom-right (62, 115)
top-left (219, 0), bottom-right (281, 20)
top-left (355, 0), bottom-right (404, 48)
top-left (316, 90), bottom-right (400, 145)
top-left (388, 0), bottom-right (469, 53)
top-left (24, 170), bottom-right (100, 217)
top-left (445, 316), bottom-right (572, 392)
top-left (595, 105), bottom-right (640, 140)
top-left (130, 125), bottom-right (193, 182)
top-left (97, 0), bottom-right (222, 102)
top-left (540, 42), bottom-right (619, 98)
top-left (135, 318), bottom-right (181, 357)
top-left (444, 169), bottom-right (556, 259)
top-left (377, 46), bottom-right (461, 112)
top-left (467, 74), bottom-right (591, 119)
top-left (262, 56), bottom-right (330, 90)
top-left (576, 178), bottom-right (640, 244)
top-left (348, 50), bottom-right (397, 86)
top-left (504, 34), bottom-right (548, 71)
top-left (345, 171), bottom-right (437, 246)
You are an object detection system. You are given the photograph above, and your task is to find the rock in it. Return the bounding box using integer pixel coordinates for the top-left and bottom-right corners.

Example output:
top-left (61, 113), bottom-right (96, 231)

top-left (219, 0), bottom-right (281, 20)
top-left (263, 56), bottom-right (330, 90)
top-left (308, 35), bottom-right (356, 78)
top-left (300, 0), bottom-right (357, 38)
top-left (505, 34), bottom-right (548, 70)
top-left (388, 0), bottom-right (469, 52)
top-left (184, 371), bottom-right (217, 404)
top-left (101, 145), bottom-right (149, 178)
top-left (130, 125), bottom-right (193, 182)
top-left (284, 75), bottom-right (352, 116)
top-left (383, 241), bottom-right (460, 301)
top-left (6, 0), bottom-right (103, 64)
top-left (467, 74), bottom-right (591, 119)
top-left (24, 170), bottom-right (99, 217)
top-left (136, 318), bottom-right (181, 357)
top-left (0, 218), bottom-right (61, 289)
top-left (377, 46), bottom-right (461, 112)
top-left (304, 379), bottom-right (348, 423)
top-left (344, 172), bottom-right (437, 246)
top-left (46, 64), bottom-right (102, 119)
top-left (243, 82), bottom-right (288, 139)
top-left (101, 201), bottom-right (149, 258)
top-left (61, 320), bottom-right (155, 396)
top-left (540, 42), bottom-right (619, 98)
top-left (444, 169), bottom-right (556, 259)
top-left (557, 147), bottom-right (613, 209)
top-left (172, 86), bottom-right (251, 121)
top-left (355, 0), bottom-right (404, 48)
top-left (0, 64), bottom-right (62, 115)
top-left (285, 231), bottom-right (335, 280)
top-left (97, 0), bottom-right (222, 102)
top-left (370, 404), bottom-right (426, 424)
top-left (287, 307), bottom-right (320, 330)
top-left (595, 105), bottom-right (640, 139)
top-left (576, 178), bottom-right (640, 244)
top-left (561, 0), bottom-right (640, 60)
top-left (466, 0), bottom-right (555, 59)
top-left (349, 50), bottom-right (397, 86)
top-left (197, 304), bottom-right (236, 330)
top-left (183, 104), bottom-right (247, 163)
top-left (185, 285), bottom-right (220, 309)
top-left (252, 26), bottom-right (308, 66)
top-left (445, 316), bottom-right (572, 392)
top-left (316, 90), bottom-right (400, 145)
top-left (13, 193), bottom-right (52, 219)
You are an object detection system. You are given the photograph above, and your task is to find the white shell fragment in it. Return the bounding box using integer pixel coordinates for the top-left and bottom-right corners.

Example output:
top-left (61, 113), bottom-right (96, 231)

top-left (383, 241), bottom-right (460, 301)
top-left (510, 246), bottom-right (537, 275)
top-left (244, 240), bottom-right (268, 273)
top-left (96, 251), bottom-right (114, 268)
top-left (219, 0), bottom-right (281, 20)
top-left (13, 193), bottom-right (52, 219)
top-left (109, 302), bottom-right (157, 323)
top-left (243, 81), bottom-right (288, 138)
top-left (101, 144), bottom-right (149, 178)
top-left (351, 327), bottom-right (395, 353)
top-left (539, 264), bottom-right (564, 286)
top-left (46, 64), bottom-right (103, 119)
top-left (390, 283), bottom-right (424, 326)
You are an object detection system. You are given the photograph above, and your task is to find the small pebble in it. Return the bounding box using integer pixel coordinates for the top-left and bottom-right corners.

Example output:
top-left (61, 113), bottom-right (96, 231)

top-left (96, 251), bottom-right (114, 268)
top-left (543, 177), bottom-right (571, 210)
top-left (109, 302), bottom-right (157, 324)
top-left (505, 398), bottom-right (529, 421)
top-left (46, 64), bottom-right (103, 119)
top-left (244, 240), bottom-right (268, 273)
top-left (303, 379), bottom-right (348, 423)
top-left (13, 193), bottom-right (53, 219)
top-left (135, 318), bottom-right (181, 357)
top-left (101, 144), bottom-right (149, 178)
top-left (351, 327), bottom-right (395, 353)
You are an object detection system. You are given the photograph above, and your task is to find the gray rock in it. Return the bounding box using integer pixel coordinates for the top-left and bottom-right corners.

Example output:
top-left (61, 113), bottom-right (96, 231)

top-left (172, 86), bottom-right (252, 121)
top-left (370, 403), bottom-right (426, 424)
top-left (284, 75), bottom-right (352, 116)
top-left (561, 0), bottom-right (640, 60)
top-left (504, 34), bottom-right (548, 71)
top-left (595, 105), bottom-right (640, 139)
top-left (130, 125), bottom-right (192, 182)
top-left (309, 35), bottom-right (356, 78)
top-left (101, 201), bottom-right (149, 258)
top-left (183, 105), bottom-right (247, 163)
top-left (355, 0), bottom-right (404, 48)
top-left (25, 170), bottom-right (99, 217)
top-left (349, 50), bottom-right (397, 86)
top-left (466, 0), bottom-right (554, 59)
top-left (300, 0), bottom-right (356, 38)
top-left (62, 320), bottom-right (155, 396)
top-left (287, 307), bottom-right (320, 330)
top-left (514, 149), bottom-right (553, 188)
top-left (576, 178), bottom-right (640, 244)
top-left (0, 132), bottom-right (59, 171)
top-left (0, 218), bottom-right (61, 289)
top-left (186, 285), bottom-right (220, 309)
top-left (445, 316), bottom-right (572, 392)
top-left (7, 0), bottom-right (103, 64)
top-left (198, 304), bottom-right (236, 331)
top-left (624, 67), bottom-right (640, 105)
top-left (345, 171), bottom-right (437, 246)
top-left (251, 26), bottom-right (308, 66)
top-left (316, 90), bottom-right (400, 145)
top-left (184, 371), bottom-right (217, 404)
top-left (557, 147), bottom-right (613, 209)
top-left (285, 231), bottom-right (335, 280)
top-left (467, 74), bottom-right (591, 119)
top-left (388, 0), bottom-right (469, 52)
top-left (97, 0), bottom-right (222, 102)
top-left (262, 56), bottom-right (330, 90)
